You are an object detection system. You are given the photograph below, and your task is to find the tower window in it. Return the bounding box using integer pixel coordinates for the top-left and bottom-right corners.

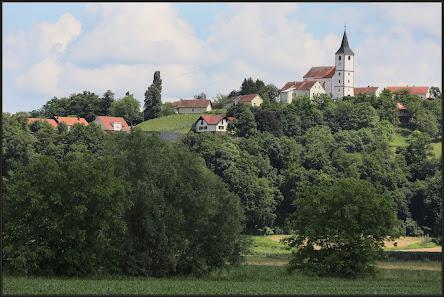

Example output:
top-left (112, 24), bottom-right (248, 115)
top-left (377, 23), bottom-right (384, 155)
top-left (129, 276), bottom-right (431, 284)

top-left (348, 80), bottom-right (350, 83)
top-left (339, 56), bottom-right (341, 60)
top-left (348, 56), bottom-right (351, 60)
top-left (339, 80), bottom-right (341, 83)
top-left (339, 73), bottom-right (340, 76)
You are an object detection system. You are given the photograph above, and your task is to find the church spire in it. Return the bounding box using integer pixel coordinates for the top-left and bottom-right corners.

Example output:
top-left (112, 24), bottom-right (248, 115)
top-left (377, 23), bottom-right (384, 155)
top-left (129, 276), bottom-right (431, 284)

top-left (335, 29), bottom-right (354, 56)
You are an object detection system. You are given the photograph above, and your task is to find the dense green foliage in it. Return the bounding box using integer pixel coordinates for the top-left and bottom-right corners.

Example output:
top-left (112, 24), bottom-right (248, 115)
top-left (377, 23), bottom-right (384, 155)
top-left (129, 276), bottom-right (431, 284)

top-left (110, 94), bottom-right (142, 126)
top-left (143, 71), bottom-right (162, 120)
top-left (2, 119), bottom-right (243, 277)
top-left (285, 178), bottom-right (399, 277)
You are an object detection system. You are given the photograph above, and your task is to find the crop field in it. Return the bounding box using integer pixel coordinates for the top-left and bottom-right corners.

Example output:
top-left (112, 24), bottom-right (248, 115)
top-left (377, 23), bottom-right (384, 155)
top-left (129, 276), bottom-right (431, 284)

top-left (4, 235), bottom-right (441, 295)
top-left (136, 114), bottom-right (201, 133)
top-left (4, 263), bottom-right (441, 295)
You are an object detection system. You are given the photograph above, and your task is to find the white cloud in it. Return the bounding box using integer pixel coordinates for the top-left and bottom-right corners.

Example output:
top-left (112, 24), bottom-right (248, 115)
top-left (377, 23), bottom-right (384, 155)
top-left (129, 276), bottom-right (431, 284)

top-left (3, 3), bottom-right (442, 113)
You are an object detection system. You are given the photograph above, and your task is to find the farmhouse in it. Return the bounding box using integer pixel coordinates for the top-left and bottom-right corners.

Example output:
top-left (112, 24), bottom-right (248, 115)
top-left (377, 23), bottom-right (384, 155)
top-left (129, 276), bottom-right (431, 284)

top-left (226, 94), bottom-right (263, 108)
top-left (194, 115), bottom-right (235, 133)
top-left (94, 115), bottom-right (130, 132)
top-left (354, 86), bottom-right (381, 97)
top-left (27, 117), bottom-right (58, 128)
top-left (172, 99), bottom-right (212, 114)
top-left (280, 81), bottom-right (326, 103)
top-left (54, 116), bottom-right (88, 131)
top-left (385, 86), bottom-right (431, 99)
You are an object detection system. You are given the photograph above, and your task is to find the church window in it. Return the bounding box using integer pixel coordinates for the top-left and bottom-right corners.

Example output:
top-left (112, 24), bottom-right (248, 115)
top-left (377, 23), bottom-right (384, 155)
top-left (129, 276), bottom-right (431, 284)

top-left (348, 56), bottom-right (351, 60)
top-left (339, 56), bottom-right (341, 60)
top-left (348, 80), bottom-right (350, 83)
top-left (339, 80), bottom-right (341, 83)
top-left (339, 73), bottom-right (341, 76)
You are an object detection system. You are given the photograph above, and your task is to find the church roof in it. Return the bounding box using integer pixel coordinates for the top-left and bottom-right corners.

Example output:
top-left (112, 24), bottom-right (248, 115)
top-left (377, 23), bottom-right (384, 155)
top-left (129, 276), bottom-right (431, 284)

top-left (281, 81), bottom-right (318, 92)
top-left (303, 66), bottom-right (336, 79)
top-left (336, 30), bottom-right (354, 55)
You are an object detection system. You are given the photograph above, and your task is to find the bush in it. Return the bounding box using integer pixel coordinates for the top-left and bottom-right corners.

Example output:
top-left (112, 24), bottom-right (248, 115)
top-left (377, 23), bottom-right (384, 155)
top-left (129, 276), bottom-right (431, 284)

top-left (285, 178), bottom-right (399, 278)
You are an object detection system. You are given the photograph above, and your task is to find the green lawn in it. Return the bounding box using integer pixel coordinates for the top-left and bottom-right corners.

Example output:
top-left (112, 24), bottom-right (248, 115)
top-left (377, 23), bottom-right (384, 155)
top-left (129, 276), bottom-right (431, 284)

top-left (136, 114), bottom-right (201, 133)
top-left (244, 235), bottom-right (291, 256)
top-left (389, 132), bottom-right (441, 158)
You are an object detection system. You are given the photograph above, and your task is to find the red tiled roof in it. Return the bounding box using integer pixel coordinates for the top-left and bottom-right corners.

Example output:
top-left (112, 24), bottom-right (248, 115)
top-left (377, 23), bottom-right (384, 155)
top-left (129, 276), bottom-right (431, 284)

top-left (95, 116), bottom-right (130, 131)
top-left (281, 81), bottom-right (318, 91)
top-left (396, 102), bottom-right (406, 110)
top-left (172, 99), bottom-right (211, 108)
top-left (227, 94), bottom-right (260, 103)
top-left (199, 115), bottom-right (225, 125)
top-left (55, 116), bottom-right (89, 126)
top-left (354, 86), bottom-right (379, 95)
top-left (385, 86), bottom-right (429, 96)
top-left (239, 94), bottom-right (259, 103)
top-left (27, 118), bottom-right (58, 128)
top-left (303, 66), bottom-right (336, 79)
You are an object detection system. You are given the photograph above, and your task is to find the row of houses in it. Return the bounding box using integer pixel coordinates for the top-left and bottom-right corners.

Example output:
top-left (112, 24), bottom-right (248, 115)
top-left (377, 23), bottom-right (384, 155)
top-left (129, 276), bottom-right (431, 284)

top-left (280, 84), bottom-right (433, 104)
top-left (27, 115), bottom-right (131, 133)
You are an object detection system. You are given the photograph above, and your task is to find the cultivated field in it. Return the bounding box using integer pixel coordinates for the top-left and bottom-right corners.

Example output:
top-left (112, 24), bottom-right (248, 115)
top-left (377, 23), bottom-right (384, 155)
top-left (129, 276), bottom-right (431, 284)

top-left (4, 235), bottom-right (441, 295)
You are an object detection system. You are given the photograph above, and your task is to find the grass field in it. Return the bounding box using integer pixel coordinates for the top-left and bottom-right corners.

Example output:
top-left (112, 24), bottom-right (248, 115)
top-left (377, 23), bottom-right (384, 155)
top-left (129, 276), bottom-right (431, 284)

top-left (4, 264), bottom-right (441, 295)
top-left (136, 114), bottom-right (201, 133)
top-left (389, 132), bottom-right (441, 158)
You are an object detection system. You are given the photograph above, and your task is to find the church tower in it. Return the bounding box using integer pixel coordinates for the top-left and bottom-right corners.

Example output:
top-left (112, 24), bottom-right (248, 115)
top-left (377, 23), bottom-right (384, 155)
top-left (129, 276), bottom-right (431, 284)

top-left (333, 29), bottom-right (354, 98)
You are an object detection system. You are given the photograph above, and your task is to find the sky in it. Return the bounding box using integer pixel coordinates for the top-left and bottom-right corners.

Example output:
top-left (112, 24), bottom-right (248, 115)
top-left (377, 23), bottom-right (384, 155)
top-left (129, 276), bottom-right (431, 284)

top-left (2, 2), bottom-right (442, 113)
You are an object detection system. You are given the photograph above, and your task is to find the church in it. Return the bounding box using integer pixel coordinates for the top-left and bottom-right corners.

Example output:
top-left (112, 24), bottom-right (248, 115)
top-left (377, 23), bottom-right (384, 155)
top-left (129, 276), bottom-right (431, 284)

top-left (280, 29), bottom-right (355, 103)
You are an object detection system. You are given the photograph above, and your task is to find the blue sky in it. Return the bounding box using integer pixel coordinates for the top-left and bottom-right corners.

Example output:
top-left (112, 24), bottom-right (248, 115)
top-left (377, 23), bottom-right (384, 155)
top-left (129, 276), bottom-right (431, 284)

top-left (3, 2), bottom-right (442, 112)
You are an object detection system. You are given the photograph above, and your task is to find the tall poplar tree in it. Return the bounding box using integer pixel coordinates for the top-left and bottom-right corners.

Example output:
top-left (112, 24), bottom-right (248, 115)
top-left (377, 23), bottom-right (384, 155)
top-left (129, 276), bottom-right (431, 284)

top-left (144, 71), bottom-right (162, 120)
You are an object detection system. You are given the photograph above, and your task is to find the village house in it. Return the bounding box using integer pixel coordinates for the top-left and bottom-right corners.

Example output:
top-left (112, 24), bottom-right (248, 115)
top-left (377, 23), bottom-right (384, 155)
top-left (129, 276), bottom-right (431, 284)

top-left (226, 94), bottom-right (263, 108)
top-left (172, 99), bottom-right (212, 114)
top-left (193, 115), bottom-right (235, 133)
top-left (354, 86), bottom-right (381, 97)
top-left (396, 102), bottom-right (411, 124)
top-left (54, 116), bottom-right (88, 131)
top-left (280, 81), bottom-right (326, 103)
top-left (27, 117), bottom-right (58, 128)
top-left (385, 86), bottom-right (431, 99)
top-left (94, 116), bottom-right (130, 133)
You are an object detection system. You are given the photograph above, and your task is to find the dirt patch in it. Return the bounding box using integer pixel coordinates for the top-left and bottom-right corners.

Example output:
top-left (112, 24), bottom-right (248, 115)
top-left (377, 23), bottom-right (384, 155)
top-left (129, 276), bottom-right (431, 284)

top-left (384, 237), bottom-right (421, 248)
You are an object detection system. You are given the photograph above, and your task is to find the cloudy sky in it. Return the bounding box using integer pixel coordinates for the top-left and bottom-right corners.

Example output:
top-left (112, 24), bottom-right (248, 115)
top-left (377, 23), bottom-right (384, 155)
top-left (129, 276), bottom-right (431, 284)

top-left (3, 2), bottom-right (442, 112)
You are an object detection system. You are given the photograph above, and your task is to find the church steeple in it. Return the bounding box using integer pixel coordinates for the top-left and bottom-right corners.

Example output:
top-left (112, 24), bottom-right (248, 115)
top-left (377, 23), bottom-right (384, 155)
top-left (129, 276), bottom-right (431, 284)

top-left (335, 29), bottom-right (354, 56)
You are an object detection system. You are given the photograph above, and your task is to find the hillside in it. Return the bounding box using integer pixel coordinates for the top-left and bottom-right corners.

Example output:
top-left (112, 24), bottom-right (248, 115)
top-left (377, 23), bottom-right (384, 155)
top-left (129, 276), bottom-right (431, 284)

top-left (389, 132), bottom-right (441, 158)
top-left (136, 114), bottom-right (200, 133)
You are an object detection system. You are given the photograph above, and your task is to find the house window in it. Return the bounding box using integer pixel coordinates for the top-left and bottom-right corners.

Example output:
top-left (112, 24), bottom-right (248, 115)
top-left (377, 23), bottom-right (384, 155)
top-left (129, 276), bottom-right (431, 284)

top-left (201, 120), bottom-right (203, 124)
top-left (218, 125), bottom-right (224, 129)
top-left (192, 108), bottom-right (194, 112)
top-left (339, 56), bottom-right (341, 60)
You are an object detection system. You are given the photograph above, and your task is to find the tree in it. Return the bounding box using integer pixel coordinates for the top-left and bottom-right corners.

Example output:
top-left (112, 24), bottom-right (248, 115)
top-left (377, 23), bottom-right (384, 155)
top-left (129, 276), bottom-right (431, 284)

top-left (194, 92), bottom-right (207, 99)
top-left (285, 178), bottom-right (399, 277)
top-left (161, 102), bottom-right (175, 117)
top-left (100, 90), bottom-right (115, 115)
top-left (110, 131), bottom-right (244, 276)
top-left (429, 86), bottom-right (441, 99)
top-left (111, 94), bottom-right (142, 127)
top-left (227, 104), bottom-right (257, 137)
top-left (144, 71), bottom-right (162, 120)
top-left (3, 152), bottom-right (129, 276)
top-left (212, 94), bottom-right (229, 109)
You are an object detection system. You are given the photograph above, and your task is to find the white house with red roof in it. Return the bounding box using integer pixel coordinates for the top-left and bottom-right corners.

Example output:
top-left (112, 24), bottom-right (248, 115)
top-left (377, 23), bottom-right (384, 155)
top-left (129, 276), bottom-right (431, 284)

top-left (280, 81), bottom-right (326, 103)
top-left (226, 94), bottom-right (263, 108)
top-left (281, 29), bottom-right (355, 100)
top-left (385, 86), bottom-right (431, 99)
top-left (94, 116), bottom-right (130, 132)
top-left (354, 86), bottom-right (381, 97)
top-left (171, 99), bottom-right (212, 114)
top-left (194, 115), bottom-right (235, 133)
